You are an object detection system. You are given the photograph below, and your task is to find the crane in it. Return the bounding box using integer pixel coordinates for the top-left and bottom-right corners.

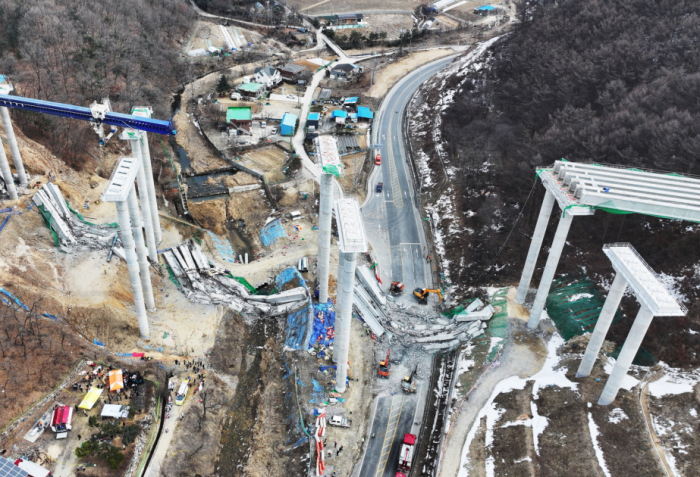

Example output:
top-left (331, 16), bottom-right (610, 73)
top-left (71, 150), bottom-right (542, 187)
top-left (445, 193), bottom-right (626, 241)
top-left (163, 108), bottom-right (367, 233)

top-left (0, 92), bottom-right (176, 144)
top-left (413, 288), bottom-right (443, 305)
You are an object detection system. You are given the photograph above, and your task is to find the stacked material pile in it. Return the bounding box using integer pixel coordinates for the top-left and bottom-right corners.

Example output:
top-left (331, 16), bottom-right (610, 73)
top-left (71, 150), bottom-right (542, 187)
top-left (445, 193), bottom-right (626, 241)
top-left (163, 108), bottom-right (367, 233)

top-left (32, 183), bottom-right (117, 252)
top-left (162, 239), bottom-right (308, 316)
top-left (313, 408), bottom-right (327, 477)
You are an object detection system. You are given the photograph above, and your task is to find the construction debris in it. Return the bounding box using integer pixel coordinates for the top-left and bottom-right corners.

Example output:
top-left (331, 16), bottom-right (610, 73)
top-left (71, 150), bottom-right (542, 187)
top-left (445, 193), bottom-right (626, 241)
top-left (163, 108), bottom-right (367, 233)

top-left (163, 239), bottom-right (308, 316)
top-left (31, 183), bottom-right (117, 253)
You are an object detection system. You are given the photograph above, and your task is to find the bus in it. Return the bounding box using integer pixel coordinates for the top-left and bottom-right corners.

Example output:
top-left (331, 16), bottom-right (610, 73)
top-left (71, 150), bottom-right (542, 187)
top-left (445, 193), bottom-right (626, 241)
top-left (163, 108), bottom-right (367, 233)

top-left (175, 378), bottom-right (190, 406)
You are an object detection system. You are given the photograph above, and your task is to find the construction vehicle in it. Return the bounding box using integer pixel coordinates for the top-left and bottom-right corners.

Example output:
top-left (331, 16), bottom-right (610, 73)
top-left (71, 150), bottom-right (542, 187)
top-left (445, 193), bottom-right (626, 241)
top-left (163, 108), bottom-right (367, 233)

top-left (390, 281), bottom-right (405, 295)
top-left (175, 378), bottom-right (190, 406)
top-left (402, 365), bottom-right (417, 394)
top-left (378, 349), bottom-right (391, 378)
top-left (413, 288), bottom-right (443, 305)
top-left (328, 415), bottom-right (352, 428)
top-left (397, 433), bottom-right (416, 473)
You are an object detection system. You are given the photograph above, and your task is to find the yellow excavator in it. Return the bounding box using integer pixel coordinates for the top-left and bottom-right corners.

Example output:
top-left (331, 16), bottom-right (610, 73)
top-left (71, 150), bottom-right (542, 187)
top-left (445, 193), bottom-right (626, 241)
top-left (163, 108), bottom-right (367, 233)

top-left (413, 288), bottom-right (443, 305)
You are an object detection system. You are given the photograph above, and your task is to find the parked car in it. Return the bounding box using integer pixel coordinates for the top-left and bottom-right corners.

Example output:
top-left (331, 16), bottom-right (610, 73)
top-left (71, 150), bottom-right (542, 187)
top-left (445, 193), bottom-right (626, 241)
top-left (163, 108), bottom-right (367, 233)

top-left (375, 153), bottom-right (382, 165)
top-left (377, 182), bottom-right (383, 193)
top-left (261, 121), bottom-right (267, 128)
top-left (270, 127), bottom-right (278, 134)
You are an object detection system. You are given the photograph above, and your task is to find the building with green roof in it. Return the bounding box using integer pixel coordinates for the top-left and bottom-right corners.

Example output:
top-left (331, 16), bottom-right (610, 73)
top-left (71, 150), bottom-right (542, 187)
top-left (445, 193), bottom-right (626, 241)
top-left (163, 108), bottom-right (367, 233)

top-left (227, 106), bottom-right (252, 130)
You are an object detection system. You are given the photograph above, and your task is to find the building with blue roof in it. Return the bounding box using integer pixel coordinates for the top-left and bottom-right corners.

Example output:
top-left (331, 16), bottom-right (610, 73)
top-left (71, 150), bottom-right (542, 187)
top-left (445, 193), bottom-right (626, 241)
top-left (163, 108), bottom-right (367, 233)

top-left (281, 112), bottom-right (298, 136)
top-left (357, 106), bottom-right (373, 121)
top-left (331, 110), bottom-right (347, 118)
top-left (308, 112), bottom-right (320, 128)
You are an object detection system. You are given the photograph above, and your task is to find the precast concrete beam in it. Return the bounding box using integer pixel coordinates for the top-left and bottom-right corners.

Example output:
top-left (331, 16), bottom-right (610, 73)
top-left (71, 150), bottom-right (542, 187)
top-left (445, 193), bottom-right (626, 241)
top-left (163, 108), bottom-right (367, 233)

top-left (527, 211), bottom-right (574, 329)
top-left (116, 199), bottom-right (150, 339)
top-left (576, 273), bottom-right (628, 378)
top-left (318, 172), bottom-right (333, 303)
top-left (334, 251), bottom-right (357, 394)
top-left (516, 190), bottom-right (555, 303)
top-left (127, 187), bottom-right (156, 311)
top-left (598, 306), bottom-right (654, 405)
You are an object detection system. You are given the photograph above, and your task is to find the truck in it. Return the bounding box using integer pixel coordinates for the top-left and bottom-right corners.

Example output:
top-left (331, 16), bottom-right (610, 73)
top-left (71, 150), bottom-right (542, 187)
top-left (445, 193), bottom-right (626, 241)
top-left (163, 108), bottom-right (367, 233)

top-left (50, 405), bottom-right (73, 433)
top-left (397, 433), bottom-right (416, 473)
top-left (328, 415), bottom-right (352, 428)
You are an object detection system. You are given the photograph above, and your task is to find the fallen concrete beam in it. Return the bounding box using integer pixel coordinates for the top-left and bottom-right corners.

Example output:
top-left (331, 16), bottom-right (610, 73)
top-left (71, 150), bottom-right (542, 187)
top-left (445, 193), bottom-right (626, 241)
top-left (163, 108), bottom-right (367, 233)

top-left (356, 265), bottom-right (386, 306)
top-left (415, 333), bottom-right (456, 343)
top-left (352, 293), bottom-right (386, 337)
top-left (247, 287), bottom-right (307, 303)
top-left (454, 304), bottom-right (496, 322)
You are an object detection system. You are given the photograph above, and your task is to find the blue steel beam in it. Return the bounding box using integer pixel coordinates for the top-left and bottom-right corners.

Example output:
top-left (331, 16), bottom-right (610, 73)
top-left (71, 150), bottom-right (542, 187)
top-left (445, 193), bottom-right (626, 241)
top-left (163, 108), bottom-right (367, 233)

top-left (0, 94), bottom-right (176, 135)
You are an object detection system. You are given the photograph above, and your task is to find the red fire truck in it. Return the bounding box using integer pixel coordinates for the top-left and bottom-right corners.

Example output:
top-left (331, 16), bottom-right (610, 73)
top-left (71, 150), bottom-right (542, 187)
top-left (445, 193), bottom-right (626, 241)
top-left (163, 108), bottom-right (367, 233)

top-left (397, 433), bottom-right (416, 473)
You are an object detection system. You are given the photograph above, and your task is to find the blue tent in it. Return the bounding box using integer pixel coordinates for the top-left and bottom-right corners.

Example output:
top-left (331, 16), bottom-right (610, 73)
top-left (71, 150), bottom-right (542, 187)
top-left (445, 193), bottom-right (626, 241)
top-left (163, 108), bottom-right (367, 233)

top-left (357, 106), bottom-right (374, 120)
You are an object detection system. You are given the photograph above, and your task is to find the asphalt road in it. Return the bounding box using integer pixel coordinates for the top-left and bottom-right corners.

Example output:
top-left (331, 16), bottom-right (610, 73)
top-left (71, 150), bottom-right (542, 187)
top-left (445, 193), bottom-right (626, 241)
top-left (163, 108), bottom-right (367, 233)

top-left (362, 55), bottom-right (456, 305)
top-left (357, 56), bottom-right (456, 477)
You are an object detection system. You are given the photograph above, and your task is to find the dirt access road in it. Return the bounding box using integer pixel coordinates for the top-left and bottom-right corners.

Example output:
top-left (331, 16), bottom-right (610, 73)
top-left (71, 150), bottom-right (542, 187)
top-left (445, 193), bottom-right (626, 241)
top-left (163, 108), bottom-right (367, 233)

top-left (437, 316), bottom-right (549, 477)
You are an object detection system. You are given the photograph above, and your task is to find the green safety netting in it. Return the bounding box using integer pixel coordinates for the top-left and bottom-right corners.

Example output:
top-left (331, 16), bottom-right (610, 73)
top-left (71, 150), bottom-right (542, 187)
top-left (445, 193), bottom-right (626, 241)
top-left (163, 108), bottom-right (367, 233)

top-left (610, 344), bottom-right (656, 367)
top-left (442, 298), bottom-right (478, 318)
top-left (66, 201), bottom-right (118, 228)
top-left (322, 164), bottom-right (341, 177)
top-left (36, 205), bottom-right (60, 247)
top-left (546, 275), bottom-right (622, 341)
top-left (224, 273), bottom-right (257, 294)
top-left (164, 263), bottom-right (180, 288)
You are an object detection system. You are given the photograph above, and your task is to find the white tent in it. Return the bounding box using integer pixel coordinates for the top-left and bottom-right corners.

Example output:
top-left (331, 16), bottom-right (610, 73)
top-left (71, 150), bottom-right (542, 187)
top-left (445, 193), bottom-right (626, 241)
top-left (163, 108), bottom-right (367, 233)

top-left (101, 404), bottom-right (130, 419)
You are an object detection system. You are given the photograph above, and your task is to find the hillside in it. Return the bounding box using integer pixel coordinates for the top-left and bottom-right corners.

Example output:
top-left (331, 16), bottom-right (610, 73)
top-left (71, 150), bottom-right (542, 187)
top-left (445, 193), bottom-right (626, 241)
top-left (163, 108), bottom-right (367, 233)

top-left (411, 0), bottom-right (700, 367)
top-left (0, 0), bottom-right (195, 170)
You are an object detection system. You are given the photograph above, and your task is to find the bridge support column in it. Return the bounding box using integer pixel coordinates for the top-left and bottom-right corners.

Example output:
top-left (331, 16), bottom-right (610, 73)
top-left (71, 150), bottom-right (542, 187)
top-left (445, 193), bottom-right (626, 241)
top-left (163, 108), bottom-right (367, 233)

top-left (116, 198), bottom-right (150, 339)
top-left (127, 186), bottom-right (156, 311)
top-left (334, 251), bottom-right (357, 393)
top-left (0, 136), bottom-right (17, 200)
top-left (527, 211), bottom-right (573, 329)
top-left (0, 107), bottom-right (27, 187)
top-left (598, 306), bottom-right (654, 405)
top-left (576, 273), bottom-right (628, 378)
top-left (139, 134), bottom-right (162, 244)
top-left (516, 190), bottom-right (555, 303)
top-left (318, 172), bottom-right (333, 303)
top-left (128, 138), bottom-right (158, 262)
top-left (332, 251), bottom-right (345, 364)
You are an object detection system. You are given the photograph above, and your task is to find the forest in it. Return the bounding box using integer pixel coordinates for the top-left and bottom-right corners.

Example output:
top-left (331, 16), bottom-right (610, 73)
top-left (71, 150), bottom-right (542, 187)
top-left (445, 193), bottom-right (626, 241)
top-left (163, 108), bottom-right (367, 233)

top-left (0, 0), bottom-right (195, 169)
top-left (437, 0), bottom-right (700, 365)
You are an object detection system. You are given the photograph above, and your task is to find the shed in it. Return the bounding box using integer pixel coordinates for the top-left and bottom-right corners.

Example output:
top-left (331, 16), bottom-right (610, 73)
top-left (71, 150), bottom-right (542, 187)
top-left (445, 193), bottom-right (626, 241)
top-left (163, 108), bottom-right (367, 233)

top-left (357, 106), bottom-right (374, 121)
top-left (227, 106), bottom-right (252, 131)
top-left (108, 369), bottom-right (124, 392)
top-left (101, 404), bottom-right (130, 419)
top-left (207, 46), bottom-right (219, 54)
top-left (78, 388), bottom-right (103, 410)
top-left (14, 460), bottom-right (50, 477)
top-left (343, 97), bottom-right (359, 105)
top-left (308, 112), bottom-right (320, 128)
top-left (281, 113), bottom-right (298, 136)
top-left (278, 64), bottom-right (306, 81)
top-left (331, 110), bottom-right (347, 119)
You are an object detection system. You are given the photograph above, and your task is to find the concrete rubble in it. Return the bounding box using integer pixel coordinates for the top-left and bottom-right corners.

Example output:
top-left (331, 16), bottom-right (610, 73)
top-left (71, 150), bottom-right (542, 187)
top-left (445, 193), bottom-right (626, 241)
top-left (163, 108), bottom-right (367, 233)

top-left (31, 183), bottom-right (117, 253)
top-left (162, 239), bottom-right (308, 316)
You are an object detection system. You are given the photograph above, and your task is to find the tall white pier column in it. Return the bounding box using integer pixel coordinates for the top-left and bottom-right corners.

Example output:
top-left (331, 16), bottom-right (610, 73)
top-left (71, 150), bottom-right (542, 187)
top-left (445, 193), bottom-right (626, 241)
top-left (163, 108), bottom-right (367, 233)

top-left (123, 131), bottom-right (158, 261)
top-left (127, 186), bottom-right (156, 311)
top-left (516, 191), bottom-right (555, 303)
top-left (0, 137), bottom-right (17, 200)
top-left (131, 107), bottom-right (162, 244)
top-left (102, 156), bottom-right (150, 339)
top-left (318, 172), bottom-right (333, 303)
top-left (333, 198), bottom-right (367, 394)
top-left (576, 273), bottom-right (628, 378)
top-left (332, 251), bottom-right (346, 364)
top-left (315, 136), bottom-right (342, 303)
top-left (527, 212), bottom-right (574, 329)
top-left (0, 107), bottom-right (27, 187)
top-left (598, 305), bottom-right (654, 405)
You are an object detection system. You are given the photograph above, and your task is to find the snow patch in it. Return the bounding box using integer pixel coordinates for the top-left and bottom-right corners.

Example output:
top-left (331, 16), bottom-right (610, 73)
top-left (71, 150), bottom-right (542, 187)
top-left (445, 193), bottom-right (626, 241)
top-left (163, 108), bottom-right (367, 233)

top-left (608, 408), bottom-right (628, 424)
top-left (648, 365), bottom-right (700, 398)
top-left (587, 412), bottom-right (612, 477)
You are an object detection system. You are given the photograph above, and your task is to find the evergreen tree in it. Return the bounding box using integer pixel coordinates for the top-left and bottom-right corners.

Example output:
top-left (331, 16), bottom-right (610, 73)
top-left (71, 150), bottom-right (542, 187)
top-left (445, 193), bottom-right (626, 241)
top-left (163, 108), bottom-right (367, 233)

top-left (216, 74), bottom-right (231, 96)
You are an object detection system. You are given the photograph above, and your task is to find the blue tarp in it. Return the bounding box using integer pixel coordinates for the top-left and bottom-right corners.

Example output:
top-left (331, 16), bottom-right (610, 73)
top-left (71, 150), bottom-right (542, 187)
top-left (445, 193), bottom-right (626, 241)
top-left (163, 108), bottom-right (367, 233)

top-left (277, 268), bottom-right (312, 350)
top-left (332, 110), bottom-right (347, 118)
top-left (207, 231), bottom-right (236, 263)
top-left (0, 287), bottom-right (28, 310)
top-left (476, 5), bottom-right (496, 10)
top-left (357, 106), bottom-right (374, 119)
top-left (93, 339), bottom-right (105, 347)
top-left (309, 302), bottom-right (336, 349)
top-left (261, 218), bottom-right (286, 246)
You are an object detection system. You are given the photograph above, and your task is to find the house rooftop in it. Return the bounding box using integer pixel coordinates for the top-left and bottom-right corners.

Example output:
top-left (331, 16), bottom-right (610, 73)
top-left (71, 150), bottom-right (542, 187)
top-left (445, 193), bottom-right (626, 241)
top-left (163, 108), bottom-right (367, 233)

top-left (236, 82), bottom-right (265, 92)
top-left (279, 64), bottom-right (306, 74)
top-left (332, 63), bottom-right (358, 73)
top-left (227, 107), bottom-right (252, 122)
top-left (357, 106), bottom-right (373, 119)
top-left (254, 66), bottom-right (277, 76)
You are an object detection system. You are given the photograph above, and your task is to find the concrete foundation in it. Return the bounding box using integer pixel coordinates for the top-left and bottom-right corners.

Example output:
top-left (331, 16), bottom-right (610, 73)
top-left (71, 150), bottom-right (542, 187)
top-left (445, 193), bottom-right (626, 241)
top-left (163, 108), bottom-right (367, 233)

top-left (116, 199), bottom-right (150, 339)
top-left (527, 212), bottom-right (574, 329)
top-left (0, 107), bottom-right (27, 187)
top-left (334, 251), bottom-right (357, 393)
top-left (127, 187), bottom-right (156, 311)
top-left (516, 191), bottom-right (555, 303)
top-left (318, 172), bottom-right (333, 303)
top-left (576, 273), bottom-right (628, 378)
top-left (598, 306), bottom-right (654, 405)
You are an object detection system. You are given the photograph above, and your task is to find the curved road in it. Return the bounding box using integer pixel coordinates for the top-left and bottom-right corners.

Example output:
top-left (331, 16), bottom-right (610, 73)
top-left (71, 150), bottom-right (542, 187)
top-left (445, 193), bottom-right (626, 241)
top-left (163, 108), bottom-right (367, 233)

top-left (362, 55), bottom-right (456, 303)
top-left (357, 55), bottom-right (457, 477)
